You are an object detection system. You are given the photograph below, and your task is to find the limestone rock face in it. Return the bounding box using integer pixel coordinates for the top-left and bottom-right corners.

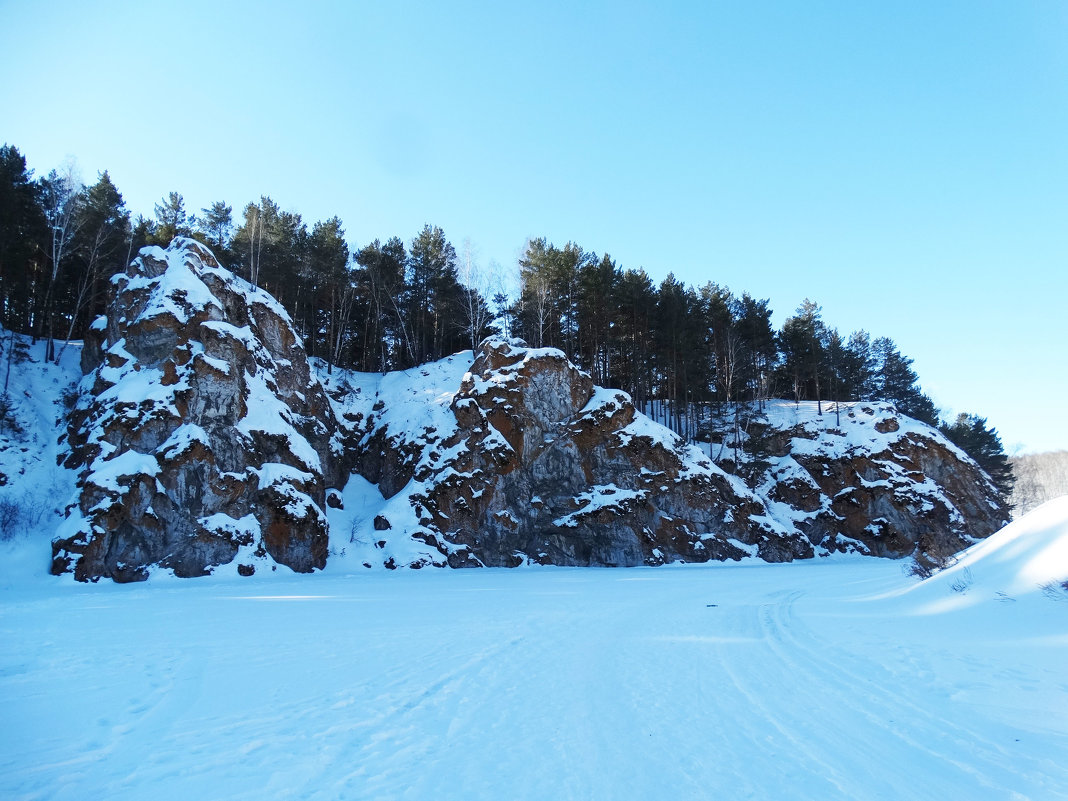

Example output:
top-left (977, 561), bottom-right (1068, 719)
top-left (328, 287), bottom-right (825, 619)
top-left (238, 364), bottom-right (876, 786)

top-left (333, 339), bottom-right (810, 568)
top-left (51, 238), bottom-right (341, 581)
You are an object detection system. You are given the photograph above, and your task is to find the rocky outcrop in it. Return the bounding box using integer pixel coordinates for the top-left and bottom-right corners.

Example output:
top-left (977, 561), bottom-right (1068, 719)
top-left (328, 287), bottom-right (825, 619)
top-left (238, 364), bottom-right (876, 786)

top-left (51, 238), bottom-right (341, 581)
top-left (332, 340), bottom-right (813, 568)
top-left (329, 344), bottom-right (1008, 570)
top-left (725, 401), bottom-right (1009, 563)
top-left (48, 240), bottom-right (1008, 580)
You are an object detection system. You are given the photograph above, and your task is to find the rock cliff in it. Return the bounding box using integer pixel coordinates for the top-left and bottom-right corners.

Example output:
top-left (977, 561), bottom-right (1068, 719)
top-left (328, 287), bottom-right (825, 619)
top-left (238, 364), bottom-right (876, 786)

top-left (712, 401), bottom-right (1009, 565)
top-left (49, 240), bottom-right (1008, 580)
top-left (325, 341), bottom-right (1008, 570)
top-left (52, 238), bottom-right (341, 581)
top-left (329, 339), bottom-right (803, 568)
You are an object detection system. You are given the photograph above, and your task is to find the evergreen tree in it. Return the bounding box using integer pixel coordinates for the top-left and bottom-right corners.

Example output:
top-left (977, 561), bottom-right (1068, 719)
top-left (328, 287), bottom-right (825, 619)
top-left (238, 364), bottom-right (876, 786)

top-left (306, 216), bottom-right (351, 368)
top-left (197, 201), bottom-right (233, 259)
top-left (700, 282), bottom-right (735, 405)
top-left (151, 191), bottom-right (193, 245)
top-left (129, 214), bottom-right (156, 257)
top-left (0, 145), bottom-right (47, 333)
top-left (731, 293), bottom-right (776, 405)
top-left (839, 330), bottom-right (876, 400)
top-left (612, 268), bottom-right (656, 410)
top-left (515, 238), bottom-right (592, 356)
top-left (58, 172), bottom-right (130, 353)
top-left (576, 253), bottom-right (618, 383)
top-left (778, 300), bottom-right (826, 412)
top-left (516, 237), bottom-right (553, 349)
top-left (354, 237), bottom-right (409, 370)
top-left (871, 337), bottom-right (938, 424)
top-left (407, 224), bottom-right (461, 364)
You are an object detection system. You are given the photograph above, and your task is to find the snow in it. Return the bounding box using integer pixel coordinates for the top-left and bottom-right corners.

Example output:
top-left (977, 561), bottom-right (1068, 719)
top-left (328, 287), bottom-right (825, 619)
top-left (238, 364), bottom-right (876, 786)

top-left (1, 553), bottom-right (1067, 799)
top-left (760, 399), bottom-right (976, 468)
top-left (899, 495), bottom-right (1068, 608)
top-left (121, 240), bottom-right (223, 324)
top-left (0, 332), bottom-right (80, 549)
top-left (553, 484), bottom-right (648, 528)
top-left (2, 330), bottom-right (1068, 798)
top-left (87, 448), bottom-right (160, 492)
top-left (198, 512), bottom-right (259, 541)
top-left (237, 369), bottom-right (322, 474)
top-left (157, 423), bottom-right (209, 460)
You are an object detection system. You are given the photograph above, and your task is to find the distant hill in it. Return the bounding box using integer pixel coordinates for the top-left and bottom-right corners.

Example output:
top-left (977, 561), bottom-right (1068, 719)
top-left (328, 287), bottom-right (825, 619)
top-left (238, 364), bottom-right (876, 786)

top-left (1011, 451), bottom-right (1068, 517)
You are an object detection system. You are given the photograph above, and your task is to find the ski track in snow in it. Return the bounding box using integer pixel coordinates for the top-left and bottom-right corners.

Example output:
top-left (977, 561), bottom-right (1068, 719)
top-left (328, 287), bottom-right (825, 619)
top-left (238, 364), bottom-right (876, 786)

top-left (2, 560), bottom-right (1066, 801)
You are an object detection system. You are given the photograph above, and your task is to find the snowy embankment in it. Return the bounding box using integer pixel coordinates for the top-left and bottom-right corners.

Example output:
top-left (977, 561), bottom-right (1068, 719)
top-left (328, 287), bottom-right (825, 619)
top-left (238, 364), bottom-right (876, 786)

top-left (896, 495), bottom-right (1068, 609)
top-left (3, 503), bottom-right (1068, 800)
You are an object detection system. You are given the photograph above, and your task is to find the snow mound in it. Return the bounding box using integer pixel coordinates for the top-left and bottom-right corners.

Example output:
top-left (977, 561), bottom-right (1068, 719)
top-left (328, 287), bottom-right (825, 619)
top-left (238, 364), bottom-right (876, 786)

top-left (915, 496), bottom-right (1068, 606)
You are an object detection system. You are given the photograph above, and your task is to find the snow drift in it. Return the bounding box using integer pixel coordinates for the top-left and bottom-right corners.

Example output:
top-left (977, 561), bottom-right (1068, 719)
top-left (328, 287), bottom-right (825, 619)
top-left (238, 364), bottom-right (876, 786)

top-left (909, 495), bottom-right (1068, 607)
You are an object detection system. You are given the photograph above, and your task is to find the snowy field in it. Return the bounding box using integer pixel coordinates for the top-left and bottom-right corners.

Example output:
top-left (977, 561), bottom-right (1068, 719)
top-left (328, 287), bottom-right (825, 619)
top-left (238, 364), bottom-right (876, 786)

top-left (3, 502), bottom-right (1068, 801)
top-left (1, 334), bottom-right (1065, 799)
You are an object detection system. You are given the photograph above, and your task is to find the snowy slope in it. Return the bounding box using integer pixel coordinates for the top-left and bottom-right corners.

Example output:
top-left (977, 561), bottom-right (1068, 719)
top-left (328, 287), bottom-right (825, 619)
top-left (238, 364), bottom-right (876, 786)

top-left (319, 352), bottom-right (475, 569)
top-left (902, 495), bottom-right (1068, 608)
top-left (0, 332), bottom-right (81, 579)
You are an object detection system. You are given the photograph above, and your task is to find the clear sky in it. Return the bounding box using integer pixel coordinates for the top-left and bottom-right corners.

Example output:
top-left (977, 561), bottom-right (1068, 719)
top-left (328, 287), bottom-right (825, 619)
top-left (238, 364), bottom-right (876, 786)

top-left (3, 0), bottom-right (1066, 452)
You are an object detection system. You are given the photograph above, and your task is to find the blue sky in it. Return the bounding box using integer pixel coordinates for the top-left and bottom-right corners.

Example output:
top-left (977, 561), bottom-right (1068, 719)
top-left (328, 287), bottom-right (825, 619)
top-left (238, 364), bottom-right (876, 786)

top-left (3, 0), bottom-right (1066, 452)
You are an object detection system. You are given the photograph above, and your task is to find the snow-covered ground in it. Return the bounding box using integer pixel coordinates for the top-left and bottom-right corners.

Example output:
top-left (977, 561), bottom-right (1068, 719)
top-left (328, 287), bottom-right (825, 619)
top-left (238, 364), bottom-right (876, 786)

top-left (3, 506), bottom-right (1068, 800)
top-left (2, 332), bottom-right (1066, 799)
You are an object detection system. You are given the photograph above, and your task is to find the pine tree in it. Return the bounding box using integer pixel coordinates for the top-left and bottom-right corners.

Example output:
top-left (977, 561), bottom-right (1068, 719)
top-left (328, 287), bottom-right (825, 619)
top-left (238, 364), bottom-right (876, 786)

top-left (57, 172), bottom-right (130, 355)
top-left (613, 268), bottom-right (656, 411)
top-left (307, 217), bottom-right (351, 369)
top-left (840, 330), bottom-right (875, 400)
top-left (0, 145), bottom-right (47, 333)
top-left (197, 201), bottom-right (233, 258)
top-left (577, 253), bottom-right (618, 383)
top-left (407, 224), bottom-right (460, 364)
top-left (152, 191), bottom-right (193, 245)
top-left (871, 337), bottom-right (938, 424)
top-left (354, 237), bottom-right (409, 370)
top-left (731, 293), bottom-right (776, 406)
top-left (778, 300), bottom-right (826, 412)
